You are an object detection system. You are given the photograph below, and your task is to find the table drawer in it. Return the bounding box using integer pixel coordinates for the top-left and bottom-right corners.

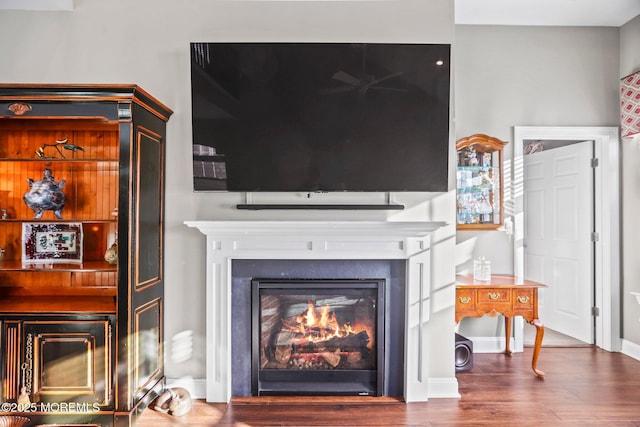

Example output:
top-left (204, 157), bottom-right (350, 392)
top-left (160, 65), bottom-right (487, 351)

top-left (477, 288), bottom-right (510, 304)
top-left (456, 288), bottom-right (476, 311)
top-left (476, 288), bottom-right (512, 314)
top-left (514, 289), bottom-right (535, 309)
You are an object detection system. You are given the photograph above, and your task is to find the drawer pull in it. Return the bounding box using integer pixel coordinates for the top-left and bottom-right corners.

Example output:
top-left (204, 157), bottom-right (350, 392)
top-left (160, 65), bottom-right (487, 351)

top-left (458, 296), bottom-right (471, 304)
top-left (488, 292), bottom-right (500, 300)
top-left (517, 296), bottom-right (530, 304)
top-left (8, 103), bottom-right (32, 116)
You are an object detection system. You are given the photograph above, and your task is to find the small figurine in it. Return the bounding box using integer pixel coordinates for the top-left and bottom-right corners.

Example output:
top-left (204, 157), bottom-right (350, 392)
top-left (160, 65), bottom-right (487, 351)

top-left (34, 137), bottom-right (85, 159)
top-left (23, 169), bottom-right (67, 219)
top-left (17, 386), bottom-right (30, 406)
top-left (463, 147), bottom-right (478, 166)
top-left (152, 387), bottom-right (193, 417)
top-left (104, 240), bottom-right (118, 265)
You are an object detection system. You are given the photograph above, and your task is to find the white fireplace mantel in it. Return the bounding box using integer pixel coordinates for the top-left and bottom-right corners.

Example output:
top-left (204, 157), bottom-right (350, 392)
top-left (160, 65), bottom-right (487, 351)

top-left (185, 220), bottom-right (452, 403)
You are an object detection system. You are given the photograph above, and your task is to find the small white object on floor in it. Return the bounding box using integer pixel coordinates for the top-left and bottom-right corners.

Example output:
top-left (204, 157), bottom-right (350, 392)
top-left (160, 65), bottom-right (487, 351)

top-left (152, 387), bottom-right (193, 417)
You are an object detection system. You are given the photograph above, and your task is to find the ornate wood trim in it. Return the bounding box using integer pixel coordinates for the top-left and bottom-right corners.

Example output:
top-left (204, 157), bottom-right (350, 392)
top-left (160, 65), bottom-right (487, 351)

top-left (7, 103), bottom-right (32, 116)
top-left (2, 321), bottom-right (21, 401)
top-left (456, 134), bottom-right (508, 230)
top-left (456, 133), bottom-right (507, 152)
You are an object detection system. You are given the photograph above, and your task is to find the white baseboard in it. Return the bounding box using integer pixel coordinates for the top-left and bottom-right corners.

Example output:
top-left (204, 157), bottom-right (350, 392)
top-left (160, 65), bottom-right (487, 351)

top-left (427, 378), bottom-right (460, 399)
top-left (468, 336), bottom-right (640, 361)
top-left (621, 338), bottom-right (640, 361)
top-left (466, 336), bottom-right (518, 353)
top-left (165, 378), bottom-right (207, 400)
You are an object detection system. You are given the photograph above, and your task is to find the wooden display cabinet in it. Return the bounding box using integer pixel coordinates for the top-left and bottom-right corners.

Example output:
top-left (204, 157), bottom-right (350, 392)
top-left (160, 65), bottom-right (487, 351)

top-left (456, 134), bottom-right (507, 230)
top-left (0, 85), bottom-right (172, 426)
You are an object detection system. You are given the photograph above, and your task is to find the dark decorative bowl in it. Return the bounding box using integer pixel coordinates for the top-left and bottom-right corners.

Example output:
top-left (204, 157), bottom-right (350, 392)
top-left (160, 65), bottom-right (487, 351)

top-left (23, 168), bottom-right (66, 219)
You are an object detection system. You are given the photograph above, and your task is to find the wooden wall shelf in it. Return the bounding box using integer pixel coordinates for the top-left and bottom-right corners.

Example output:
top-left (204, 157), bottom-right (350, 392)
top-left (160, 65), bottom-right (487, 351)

top-left (456, 134), bottom-right (507, 230)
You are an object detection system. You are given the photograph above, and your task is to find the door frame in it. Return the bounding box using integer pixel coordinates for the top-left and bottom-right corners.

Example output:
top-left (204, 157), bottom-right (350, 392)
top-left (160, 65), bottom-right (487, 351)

top-left (512, 126), bottom-right (620, 352)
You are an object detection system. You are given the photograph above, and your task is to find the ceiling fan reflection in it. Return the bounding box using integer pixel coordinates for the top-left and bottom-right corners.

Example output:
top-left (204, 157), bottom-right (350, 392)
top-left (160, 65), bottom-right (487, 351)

top-left (320, 46), bottom-right (407, 100)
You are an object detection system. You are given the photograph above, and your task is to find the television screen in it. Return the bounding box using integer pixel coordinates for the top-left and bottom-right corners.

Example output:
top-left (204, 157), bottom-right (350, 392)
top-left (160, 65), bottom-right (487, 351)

top-left (190, 42), bottom-right (450, 192)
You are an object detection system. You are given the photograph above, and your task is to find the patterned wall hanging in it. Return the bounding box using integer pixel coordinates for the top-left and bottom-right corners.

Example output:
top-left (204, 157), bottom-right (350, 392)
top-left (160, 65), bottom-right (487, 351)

top-left (621, 70), bottom-right (640, 138)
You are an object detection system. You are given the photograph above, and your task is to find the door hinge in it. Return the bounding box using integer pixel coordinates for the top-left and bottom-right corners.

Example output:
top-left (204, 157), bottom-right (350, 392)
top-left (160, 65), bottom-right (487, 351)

top-left (592, 306), bottom-right (600, 317)
top-left (591, 158), bottom-right (599, 168)
top-left (591, 232), bottom-right (599, 242)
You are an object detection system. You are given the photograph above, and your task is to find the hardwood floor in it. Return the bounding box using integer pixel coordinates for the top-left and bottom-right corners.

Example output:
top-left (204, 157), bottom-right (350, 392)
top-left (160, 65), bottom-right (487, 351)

top-left (138, 347), bottom-right (640, 426)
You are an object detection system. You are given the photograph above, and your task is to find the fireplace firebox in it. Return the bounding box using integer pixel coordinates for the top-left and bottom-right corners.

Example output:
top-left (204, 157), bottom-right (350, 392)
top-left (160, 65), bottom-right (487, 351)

top-left (251, 279), bottom-right (385, 396)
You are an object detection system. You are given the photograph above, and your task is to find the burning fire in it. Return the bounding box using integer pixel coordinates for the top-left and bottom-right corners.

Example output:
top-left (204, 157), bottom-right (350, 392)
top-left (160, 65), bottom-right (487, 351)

top-left (284, 301), bottom-right (372, 348)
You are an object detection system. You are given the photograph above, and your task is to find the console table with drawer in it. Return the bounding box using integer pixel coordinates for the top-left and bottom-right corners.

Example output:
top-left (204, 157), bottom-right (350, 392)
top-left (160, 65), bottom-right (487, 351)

top-left (455, 274), bottom-right (547, 376)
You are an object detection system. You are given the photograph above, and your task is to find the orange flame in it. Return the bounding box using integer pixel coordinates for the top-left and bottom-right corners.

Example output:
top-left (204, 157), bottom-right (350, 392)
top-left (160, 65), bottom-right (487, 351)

top-left (286, 301), bottom-right (372, 348)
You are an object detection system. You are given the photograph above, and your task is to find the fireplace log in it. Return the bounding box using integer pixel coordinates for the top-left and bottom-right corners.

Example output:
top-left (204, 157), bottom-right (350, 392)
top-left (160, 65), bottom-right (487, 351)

top-left (292, 331), bottom-right (370, 353)
top-left (273, 331), bottom-right (298, 364)
top-left (274, 345), bottom-right (292, 364)
top-left (275, 331), bottom-right (297, 346)
top-left (347, 351), bottom-right (363, 364)
top-left (322, 330), bottom-right (370, 350)
top-left (321, 350), bottom-right (342, 368)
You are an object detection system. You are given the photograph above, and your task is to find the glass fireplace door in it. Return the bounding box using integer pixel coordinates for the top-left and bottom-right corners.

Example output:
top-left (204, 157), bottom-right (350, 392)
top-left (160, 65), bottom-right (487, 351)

top-left (251, 279), bottom-right (385, 396)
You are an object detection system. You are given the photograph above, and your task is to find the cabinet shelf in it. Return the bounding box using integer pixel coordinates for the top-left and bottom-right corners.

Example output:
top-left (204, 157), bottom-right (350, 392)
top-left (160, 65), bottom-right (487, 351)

top-left (457, 185), bottom-right (494, 193)
top-left (0, 260), bottom-right (116, 272)
top-left (0, 158), bottom-right (119, 162)
top-left (0, 218), bottom-right (117, 223)
top-left (0, 296), bottom-right (116, 314)
top-left (457, 165), bottom-right (495, 172)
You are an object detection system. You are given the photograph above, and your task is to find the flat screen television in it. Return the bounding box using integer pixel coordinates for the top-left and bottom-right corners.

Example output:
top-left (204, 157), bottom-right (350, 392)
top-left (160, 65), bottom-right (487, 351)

top-left (190, 42), bottom-right (451, 192)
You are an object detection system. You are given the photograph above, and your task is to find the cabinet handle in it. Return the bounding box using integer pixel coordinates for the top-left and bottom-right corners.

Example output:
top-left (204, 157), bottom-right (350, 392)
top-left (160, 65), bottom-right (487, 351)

top-left (8, 103), bottom-right (32, 116)
top-left (517, 296), bottom-right (530, 304)
top-left (458, 296), bottom-right (471, 304)
top-left (488, 292), bottom-right (500, 300)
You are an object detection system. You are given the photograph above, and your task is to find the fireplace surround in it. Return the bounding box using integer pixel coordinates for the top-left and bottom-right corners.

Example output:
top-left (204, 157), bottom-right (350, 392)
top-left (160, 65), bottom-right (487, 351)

top-left (185, 220), bottom-right (451, 403)
top-left (231, 258), bottom-right (406, 397)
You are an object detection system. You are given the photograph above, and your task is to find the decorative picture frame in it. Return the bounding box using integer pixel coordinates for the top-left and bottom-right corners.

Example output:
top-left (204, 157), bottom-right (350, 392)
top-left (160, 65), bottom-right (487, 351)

top-left (22, 222), bottom-right (83, 264)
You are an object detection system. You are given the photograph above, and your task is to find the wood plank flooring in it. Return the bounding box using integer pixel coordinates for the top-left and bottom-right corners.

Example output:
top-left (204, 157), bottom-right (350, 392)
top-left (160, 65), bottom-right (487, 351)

top-left (138, 347), bottom-right (640, 426)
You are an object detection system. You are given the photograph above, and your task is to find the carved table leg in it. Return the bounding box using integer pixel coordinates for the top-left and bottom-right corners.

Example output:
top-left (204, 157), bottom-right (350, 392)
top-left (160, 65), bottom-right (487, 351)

top-left (531, 318), bottom-right (545, 377)
top-left (504, 316), bottom-right (512, 355)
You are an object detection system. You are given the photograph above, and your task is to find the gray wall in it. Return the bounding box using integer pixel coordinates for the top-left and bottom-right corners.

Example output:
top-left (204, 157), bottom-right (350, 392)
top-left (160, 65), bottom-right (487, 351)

top-left (0, 0), bottom-right (457, 384)
top-left (620, 14), bottom-right (640, 345)
top-left (1, 1), bottom-right (637, 388)
top-left (454, 25), bottom-right (622, 339)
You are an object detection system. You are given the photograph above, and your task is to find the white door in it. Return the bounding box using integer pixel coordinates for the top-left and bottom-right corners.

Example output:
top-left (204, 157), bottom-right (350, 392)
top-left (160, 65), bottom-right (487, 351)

top-left (524, 140), bottom-right (594, 343)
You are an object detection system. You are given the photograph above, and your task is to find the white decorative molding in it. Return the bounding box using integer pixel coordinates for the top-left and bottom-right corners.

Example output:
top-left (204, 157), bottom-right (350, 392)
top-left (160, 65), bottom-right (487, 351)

top-left (466, 336), bottom-right (516, 354)
top-left (622, 290), bottom-right (640, 361)
top-left (185, 220), bottom-right (447, 403)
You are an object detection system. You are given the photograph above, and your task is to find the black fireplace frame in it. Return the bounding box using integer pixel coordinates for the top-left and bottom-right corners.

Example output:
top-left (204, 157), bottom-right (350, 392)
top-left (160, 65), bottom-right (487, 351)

top-left (251, 278), bottom-right (386, 396)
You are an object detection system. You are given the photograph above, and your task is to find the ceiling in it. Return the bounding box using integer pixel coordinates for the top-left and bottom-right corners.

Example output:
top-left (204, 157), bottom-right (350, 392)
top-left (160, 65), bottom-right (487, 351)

top-left (0, 0), bottom-right (73, 11)
top-left (455, 0), bottom-right (640, 27)
top-left (1, 0), bottom-right (639, 27)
